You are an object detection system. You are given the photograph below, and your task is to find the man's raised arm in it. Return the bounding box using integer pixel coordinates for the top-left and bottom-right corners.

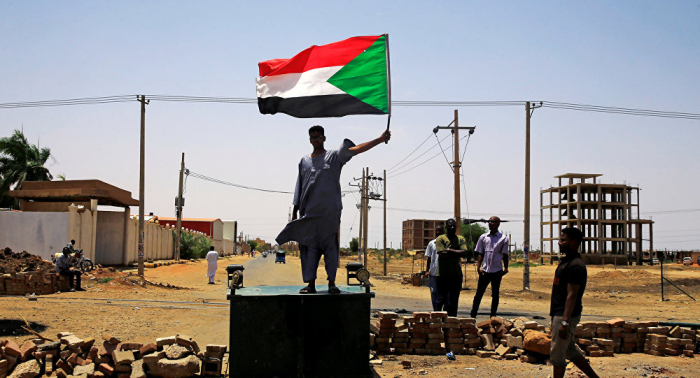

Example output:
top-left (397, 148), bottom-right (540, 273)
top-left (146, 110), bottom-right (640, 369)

top-left (349, 130), bottom-right (391, 155)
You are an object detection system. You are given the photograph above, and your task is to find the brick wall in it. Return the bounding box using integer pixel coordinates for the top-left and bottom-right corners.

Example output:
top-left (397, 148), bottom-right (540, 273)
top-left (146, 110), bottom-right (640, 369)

top-left (0, 271), bottom-right (71, 295)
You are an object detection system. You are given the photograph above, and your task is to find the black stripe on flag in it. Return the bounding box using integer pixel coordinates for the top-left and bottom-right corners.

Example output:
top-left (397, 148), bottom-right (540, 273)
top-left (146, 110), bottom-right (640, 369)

top-left (258, 95), bottom-right (386, 118)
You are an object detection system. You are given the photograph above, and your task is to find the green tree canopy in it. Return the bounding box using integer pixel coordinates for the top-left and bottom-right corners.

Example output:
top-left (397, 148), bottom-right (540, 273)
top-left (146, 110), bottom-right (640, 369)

top-left (0, 129), bottom-right (53, 208)
top-left (349, 237), bottom-right (359, 253)
top-left (247, 240), bottom-right (259, 251)
top-left (461, 223), bottom-right (488, 252)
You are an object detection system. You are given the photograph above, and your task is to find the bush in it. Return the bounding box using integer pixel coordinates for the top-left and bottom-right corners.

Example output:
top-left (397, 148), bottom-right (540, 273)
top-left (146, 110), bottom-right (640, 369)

top-left (179, 232), bottom-right (212, 259)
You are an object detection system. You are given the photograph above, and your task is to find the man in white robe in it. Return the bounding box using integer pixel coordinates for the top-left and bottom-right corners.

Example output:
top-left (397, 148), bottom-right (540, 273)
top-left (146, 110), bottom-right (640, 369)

top-left (205, 246), bottom-right (219, 284)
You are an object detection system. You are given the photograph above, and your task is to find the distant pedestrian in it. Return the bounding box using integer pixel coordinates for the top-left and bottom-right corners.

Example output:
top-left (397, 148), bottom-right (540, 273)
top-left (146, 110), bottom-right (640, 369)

top-left (206, 246), bottom-right (219, 284)
top-left (424, 224), bottom-right (445, 311)
top-left (470, 216), bottom-right (509, 319)
top-left (550, 227), bottom-right (599, 378)
top-left (435, 218), bottom-right (468, 316)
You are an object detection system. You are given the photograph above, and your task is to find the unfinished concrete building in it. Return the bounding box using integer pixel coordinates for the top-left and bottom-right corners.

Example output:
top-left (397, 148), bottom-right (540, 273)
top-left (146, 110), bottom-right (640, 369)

top-left (402, 219), bottom-right (446, 253)
top-left (540, 173), bottom-right (654, 264)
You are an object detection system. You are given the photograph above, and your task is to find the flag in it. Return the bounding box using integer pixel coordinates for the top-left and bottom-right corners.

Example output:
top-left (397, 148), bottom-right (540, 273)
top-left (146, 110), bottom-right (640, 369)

top-left (256, 35), bottom-right (390, 118)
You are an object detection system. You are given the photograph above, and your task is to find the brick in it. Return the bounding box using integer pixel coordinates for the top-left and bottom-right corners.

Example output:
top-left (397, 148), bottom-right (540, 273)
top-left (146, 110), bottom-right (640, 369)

top-left (112, 350), bottom-right (134, 365)
top-left (379, 311), bottom-right (399, 319)
top-left (19, 340), bottom-right (38, 361)
top-left (155, 336), bottom-right (176, 347)
top-left (82, 337), bottom-right (96, 351)
top-left (102, 334), bottom-right (121, 345)
top-left (476, 350), bottom-right (493, 358)
top-left (4, 340), bottom-right (21, 358)
top-left (97, 363), bottom-right (114, 375)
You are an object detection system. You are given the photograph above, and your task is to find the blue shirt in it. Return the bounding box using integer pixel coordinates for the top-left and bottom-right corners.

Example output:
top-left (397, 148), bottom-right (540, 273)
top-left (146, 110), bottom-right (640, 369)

top-left (475, 231), bottom-right (509, 273)
top-left (277, 139), bottom-right (355, 248)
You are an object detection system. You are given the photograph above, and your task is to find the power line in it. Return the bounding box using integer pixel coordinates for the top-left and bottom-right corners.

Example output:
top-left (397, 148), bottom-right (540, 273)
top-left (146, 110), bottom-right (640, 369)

top-left (187, 170), bottom-right (293, 194)
top-left (3, 96), bottom-right (698, 121)
top-left (386, 132), bottom-right (433, 172)
top-left (387, 133), bottom-right (451, 175)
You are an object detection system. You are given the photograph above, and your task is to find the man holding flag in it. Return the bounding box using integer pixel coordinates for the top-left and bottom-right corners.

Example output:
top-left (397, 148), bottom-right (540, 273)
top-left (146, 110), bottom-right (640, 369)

top-left (277, 125), bottom-right (389, 293)
top-left (260, 34), bottom-right (392, 293)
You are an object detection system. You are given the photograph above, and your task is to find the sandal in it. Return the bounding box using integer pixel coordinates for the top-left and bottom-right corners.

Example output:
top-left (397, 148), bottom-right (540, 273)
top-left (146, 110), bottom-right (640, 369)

top-left (299, 285), bottom-right (317, 294)
top-left (328, 285), bottom-right (341, 294)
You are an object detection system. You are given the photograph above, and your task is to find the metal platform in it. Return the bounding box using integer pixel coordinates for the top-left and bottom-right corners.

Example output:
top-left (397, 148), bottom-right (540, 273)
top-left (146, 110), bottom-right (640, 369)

top-left (227, 285), bottom-right (374, 378)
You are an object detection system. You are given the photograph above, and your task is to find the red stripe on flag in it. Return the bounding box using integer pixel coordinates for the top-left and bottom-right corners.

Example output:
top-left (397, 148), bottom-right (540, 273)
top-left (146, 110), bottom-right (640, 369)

top-left (258, 35), bottom-right (381, 77)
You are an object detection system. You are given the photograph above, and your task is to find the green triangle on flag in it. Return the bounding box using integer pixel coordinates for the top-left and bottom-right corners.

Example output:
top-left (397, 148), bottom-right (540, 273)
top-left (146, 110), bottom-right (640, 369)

top-left (327, 35), bottom-right (389, 114)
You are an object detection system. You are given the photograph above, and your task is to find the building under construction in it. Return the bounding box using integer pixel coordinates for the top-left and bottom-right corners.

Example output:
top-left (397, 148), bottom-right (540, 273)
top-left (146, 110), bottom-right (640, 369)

top-left (401, 219), bottom-right (446, 253)
top-left (540, 173), bottom-right (654, 264)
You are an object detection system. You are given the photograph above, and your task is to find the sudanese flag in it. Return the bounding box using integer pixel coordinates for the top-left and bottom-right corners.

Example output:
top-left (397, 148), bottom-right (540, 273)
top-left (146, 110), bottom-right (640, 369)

top-left (256, 35), bottom-right (390, 118)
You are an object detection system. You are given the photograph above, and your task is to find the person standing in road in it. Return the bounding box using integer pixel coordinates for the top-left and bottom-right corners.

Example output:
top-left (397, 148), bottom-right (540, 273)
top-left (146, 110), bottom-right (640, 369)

top-left (424, 224), bottom-right (445, 311)
top-left (470, 216), bottom-right (509, 319)
top-left (277, 125), bottom-right (390, 294)
top-left (206, 246), bottom-right (219, 284)
top-left (435, 218), bottom-right (469, 316)
top-left (550, 227), bottom-right (599, 378)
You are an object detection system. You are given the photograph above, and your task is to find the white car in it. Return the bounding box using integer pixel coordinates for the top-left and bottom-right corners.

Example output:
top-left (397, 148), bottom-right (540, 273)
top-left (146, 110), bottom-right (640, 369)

top-left (683, 257), bottom-right (693, 266)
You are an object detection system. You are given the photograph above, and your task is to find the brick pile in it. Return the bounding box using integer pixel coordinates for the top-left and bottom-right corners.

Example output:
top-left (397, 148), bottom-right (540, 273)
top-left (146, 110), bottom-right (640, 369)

top-left (0, 332), bottom-right (227, 378)
top-left (0, 271), bottom-right (71, 295)
top-left (370, 313), bottom-right (697, 363)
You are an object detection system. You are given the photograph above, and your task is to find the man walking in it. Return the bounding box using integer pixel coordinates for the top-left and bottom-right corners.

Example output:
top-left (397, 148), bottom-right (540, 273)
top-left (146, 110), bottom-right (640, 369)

top-left (470, 216), bottom-right (509, 319)
top-left (550, 227), bottom-right (599, 378)
top-left (277, 125), bottom-right (390, 294)
top-left (424, 224), bottom-right (445, 311)
top-left (205, 246), bottom-right (219, 284)
top-left (435, 218), bottom-right (468, 316)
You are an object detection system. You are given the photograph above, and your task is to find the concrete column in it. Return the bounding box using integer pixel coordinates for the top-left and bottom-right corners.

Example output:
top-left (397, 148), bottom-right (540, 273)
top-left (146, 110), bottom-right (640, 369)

top-left (68, 204), bottom-right (80, 244)
top-left (89, 199), bottom-right (98, 263)
top-left (122, 207), bottom-right (132, 266)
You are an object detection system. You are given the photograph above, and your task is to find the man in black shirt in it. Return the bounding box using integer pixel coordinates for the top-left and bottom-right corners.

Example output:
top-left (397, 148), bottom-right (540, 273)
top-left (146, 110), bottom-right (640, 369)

top-left (550, 227), bottom-right (598, 378)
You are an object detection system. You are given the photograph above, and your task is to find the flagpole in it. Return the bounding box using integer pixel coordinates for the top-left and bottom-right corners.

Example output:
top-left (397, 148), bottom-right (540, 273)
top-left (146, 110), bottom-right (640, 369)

top-left (384, 33), bottom-right (392, 143)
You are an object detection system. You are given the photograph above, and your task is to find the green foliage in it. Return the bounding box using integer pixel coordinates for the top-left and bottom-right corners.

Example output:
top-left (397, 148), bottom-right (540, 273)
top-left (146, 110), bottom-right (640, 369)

top-left (98, 277), bottom-right (113, 283)
top-left (247, 240), bottom-right (259, 251)
top-left (460, 223), bottom-right (487, 251)
top-left (0, 129), bottom-right (53, 209)
top-left (376, 249), bottom-right (404, 264)
top-left (180, 232), bottom-right (212, 259)
top-left (349, 237), bottom-right (359, 253)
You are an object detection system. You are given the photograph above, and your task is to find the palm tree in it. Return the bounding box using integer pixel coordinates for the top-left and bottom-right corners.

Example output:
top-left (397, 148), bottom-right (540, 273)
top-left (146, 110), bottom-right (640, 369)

top-left (0, 129), bottom-right (53, 208)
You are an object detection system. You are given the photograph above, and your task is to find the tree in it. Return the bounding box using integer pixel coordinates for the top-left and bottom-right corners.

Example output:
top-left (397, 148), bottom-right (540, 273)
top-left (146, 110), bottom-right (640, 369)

top-left (461, 223), bottom-right (487, 262)
top-left (349, 237), bottom-right (359, 253)
top-left (0, 129), bottom-right (53, 208)
top-left (247, 240), bottom-right (259, 251)
top-left (179, 232), bottom-right (212, 259)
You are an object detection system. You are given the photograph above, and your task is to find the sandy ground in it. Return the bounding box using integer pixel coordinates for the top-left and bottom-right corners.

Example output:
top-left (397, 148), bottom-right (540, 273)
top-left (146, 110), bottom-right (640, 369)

top-left (2, 253), bottom-right (699, 377)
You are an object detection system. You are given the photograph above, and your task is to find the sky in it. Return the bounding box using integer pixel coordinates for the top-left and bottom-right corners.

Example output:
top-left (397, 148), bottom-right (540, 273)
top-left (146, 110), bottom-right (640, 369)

top-left (1, 1), bottom-right (699, 252)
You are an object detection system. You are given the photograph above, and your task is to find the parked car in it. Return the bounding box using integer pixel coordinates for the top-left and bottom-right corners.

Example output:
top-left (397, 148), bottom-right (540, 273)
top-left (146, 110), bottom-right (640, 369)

top-left (683, 257), bottom-right (693, 266)
top-left (651, 258), bottom-right (659, 266)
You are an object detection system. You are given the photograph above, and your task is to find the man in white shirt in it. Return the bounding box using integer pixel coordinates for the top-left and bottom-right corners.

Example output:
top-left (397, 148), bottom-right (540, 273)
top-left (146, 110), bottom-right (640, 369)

top-left (205, 246), bottom-right (219, 284)
top-left (470, 216), bottom-right (509, 318)
top-left (424, 224), bottom-right (445, 311)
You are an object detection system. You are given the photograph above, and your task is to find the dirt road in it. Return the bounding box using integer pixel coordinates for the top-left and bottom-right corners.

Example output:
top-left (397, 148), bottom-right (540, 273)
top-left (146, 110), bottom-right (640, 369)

top-left (2, 254), bottom-right (699, 377)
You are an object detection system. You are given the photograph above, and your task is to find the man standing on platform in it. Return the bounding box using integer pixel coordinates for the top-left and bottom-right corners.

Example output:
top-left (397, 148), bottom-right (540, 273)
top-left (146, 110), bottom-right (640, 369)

top-left (435, 218), bottom-right (468, 316)
top-left (550, 227), bottom-right (599, 378)
top-left (470, 216), bottom-right (509, 319)
top-left (424, 224), bottom-right (445, 310)
top-left (277, 125), bottom-right (390, 294)
top-left (206, 246), bottom-right (219, 284)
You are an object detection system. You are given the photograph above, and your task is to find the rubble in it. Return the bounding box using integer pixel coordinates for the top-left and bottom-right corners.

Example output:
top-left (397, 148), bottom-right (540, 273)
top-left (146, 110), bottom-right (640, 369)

top-left (370, 311), bottom-right (699, 363)
top-left (0, 333), bottom-right (226, 378)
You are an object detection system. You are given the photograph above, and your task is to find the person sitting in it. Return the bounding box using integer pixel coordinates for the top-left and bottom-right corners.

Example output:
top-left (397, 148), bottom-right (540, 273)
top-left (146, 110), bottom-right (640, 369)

top-left (55, 243), bottom-right (84, 292)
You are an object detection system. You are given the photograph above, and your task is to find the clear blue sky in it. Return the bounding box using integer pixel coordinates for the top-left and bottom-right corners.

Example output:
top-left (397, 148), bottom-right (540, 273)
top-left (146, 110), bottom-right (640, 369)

top-left (2, 1), bottom-right (699, 251)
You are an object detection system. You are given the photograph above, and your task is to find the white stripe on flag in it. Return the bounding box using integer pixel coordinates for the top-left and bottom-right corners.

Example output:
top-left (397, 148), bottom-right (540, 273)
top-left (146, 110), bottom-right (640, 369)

top-left (256, 66), bottom-right (344, 99)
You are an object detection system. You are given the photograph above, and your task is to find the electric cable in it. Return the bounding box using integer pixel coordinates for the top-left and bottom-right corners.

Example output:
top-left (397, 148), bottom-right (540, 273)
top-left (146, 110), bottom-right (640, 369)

top-left (385, 132), bottom-right (433, 172)
top-left (387, 133), bottom-right (451, 174)
top-left (435, 133), bottom-right (454, 172)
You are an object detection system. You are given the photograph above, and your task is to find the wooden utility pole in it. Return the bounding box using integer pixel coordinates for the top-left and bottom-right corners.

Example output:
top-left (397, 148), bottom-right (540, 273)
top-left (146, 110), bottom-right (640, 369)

top-left (363, 167), bottom-right (369, 267)
top-left (359, 169), bottom-right (365, 264)
top-left (137, 95), bottom-right (149, 277)
top-left (383, 169), bottom-right (387, 276)
top-left (175, 152), bottom-right (185, 261)
top-left (434, 110), bottom-right (475, 233)
top-left (523, 101), bottom-right (542, 290)
top-left (453, 110), bottom-right (461, 235)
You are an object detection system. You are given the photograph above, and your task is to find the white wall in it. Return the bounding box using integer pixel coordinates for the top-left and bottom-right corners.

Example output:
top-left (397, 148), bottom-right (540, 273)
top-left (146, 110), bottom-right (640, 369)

top-left (0, 211), bottom-right (69, 260)
top-left (95, 210), bottom-right (126, 265)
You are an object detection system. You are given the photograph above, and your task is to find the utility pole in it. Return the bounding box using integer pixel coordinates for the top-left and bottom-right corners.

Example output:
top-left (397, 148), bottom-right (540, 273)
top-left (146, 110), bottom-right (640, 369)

top-left (433, 110), bottom-right (475, 235)
top-left (137, 95), bottom-right (149, 277)
top-left (175, 153), bottom-right (185, 261)
top-left (523, 101), bottom-right (542, 290)
top-left (358, 170), bottom-right (365, 264)
top-left (383, 169), bottom-right (387, 276)
top-left (363, 167), bottom-right (369, 267)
